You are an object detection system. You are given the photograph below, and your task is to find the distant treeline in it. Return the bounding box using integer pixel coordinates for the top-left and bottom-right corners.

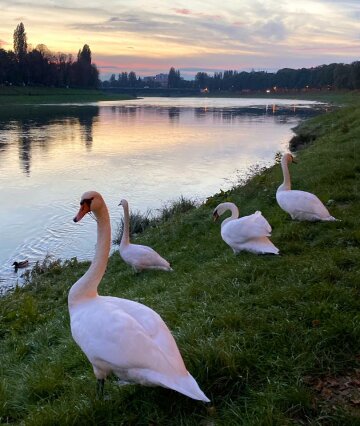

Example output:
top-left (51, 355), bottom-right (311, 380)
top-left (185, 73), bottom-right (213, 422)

top-left (103, 62), bottom-right (360, 92)
top-left (194, 62), bottom-right (360, 91)
top-left (0, 23), bottom-right (99, 88)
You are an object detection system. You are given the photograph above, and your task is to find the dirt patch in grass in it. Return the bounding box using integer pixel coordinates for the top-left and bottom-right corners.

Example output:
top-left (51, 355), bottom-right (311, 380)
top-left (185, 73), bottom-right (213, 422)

top-left (304, 368), bottom-right (360, 417)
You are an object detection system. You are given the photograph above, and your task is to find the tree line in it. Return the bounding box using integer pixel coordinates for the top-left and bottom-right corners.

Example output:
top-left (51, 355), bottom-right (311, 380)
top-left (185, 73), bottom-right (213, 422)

top-left (103, 62), bottom-right (360, 92)
top-left (0, 23), bottom-right (99, 88)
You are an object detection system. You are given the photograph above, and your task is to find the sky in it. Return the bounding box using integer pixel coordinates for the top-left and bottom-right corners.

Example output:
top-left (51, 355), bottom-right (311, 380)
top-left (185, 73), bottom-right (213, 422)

top-left (0, 0), bottom-right (359, 80)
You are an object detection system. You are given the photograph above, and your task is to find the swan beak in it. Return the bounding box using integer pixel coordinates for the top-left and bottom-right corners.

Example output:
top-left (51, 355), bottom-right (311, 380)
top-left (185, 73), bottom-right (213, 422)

top-left (213, 211), bottom-right (219, 221)
top-left (73, 203), bottom-right (91, 223)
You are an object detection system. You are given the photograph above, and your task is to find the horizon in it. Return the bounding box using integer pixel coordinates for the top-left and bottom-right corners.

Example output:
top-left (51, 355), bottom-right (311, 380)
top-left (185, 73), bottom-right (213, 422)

top-left (1, 0), bottom-right (359, 80)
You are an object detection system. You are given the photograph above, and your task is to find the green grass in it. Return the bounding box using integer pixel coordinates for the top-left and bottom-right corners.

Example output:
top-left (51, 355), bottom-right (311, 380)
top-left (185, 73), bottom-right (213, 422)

top-left (113, 196), bottom-right (197, 245)
top-left (0, 95), bottom-right (360, 424)
top-left (0, 86), bottom-right (134, 106)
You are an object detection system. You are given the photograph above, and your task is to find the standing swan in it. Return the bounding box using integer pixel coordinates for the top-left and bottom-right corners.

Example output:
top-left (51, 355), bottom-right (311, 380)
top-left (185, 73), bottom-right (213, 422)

top-left (276, 153), bottom-right (337, 221)
top-left (213, 202), bottom-right (279, 255)
top-left (118, 199), bottom-right (172, 272)
top-left (70, 191), bottom-right (209, 402)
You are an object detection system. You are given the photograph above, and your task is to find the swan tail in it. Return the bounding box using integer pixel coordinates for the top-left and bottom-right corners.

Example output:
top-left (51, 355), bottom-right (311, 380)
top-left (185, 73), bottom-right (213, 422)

top-left (165, 372), bottom-right (210, 402)
top-left (144, 370), bottom-right (210, 402)
top-left (322, 215), bottom-right (338, 222)
top-left (263, 244), bottom-right (280, 255)
top-left (123, 369), bottom-right (209, 402)
top-left (237, 238), bottom-right (279, 255)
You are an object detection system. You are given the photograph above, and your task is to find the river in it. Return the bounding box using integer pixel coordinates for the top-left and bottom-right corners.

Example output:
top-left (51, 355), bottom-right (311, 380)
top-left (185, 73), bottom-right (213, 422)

top-left (0, 96), bottom-right (323, 290)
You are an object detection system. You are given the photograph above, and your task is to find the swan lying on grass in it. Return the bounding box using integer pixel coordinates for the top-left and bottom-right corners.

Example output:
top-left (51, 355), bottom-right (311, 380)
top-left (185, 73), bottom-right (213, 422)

top-left (118, 199), bottom-right (173, 272)
top-left (69, 191), bottom-right (209, 402)
top-left (276, 153), bottom-right (337, 221)
top-left (213, 202), bottom-right (279, 255)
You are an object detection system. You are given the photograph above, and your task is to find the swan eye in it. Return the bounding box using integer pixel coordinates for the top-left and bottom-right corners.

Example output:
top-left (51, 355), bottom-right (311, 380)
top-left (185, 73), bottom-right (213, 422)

top-left (80, 197), bottom-right (94, 207)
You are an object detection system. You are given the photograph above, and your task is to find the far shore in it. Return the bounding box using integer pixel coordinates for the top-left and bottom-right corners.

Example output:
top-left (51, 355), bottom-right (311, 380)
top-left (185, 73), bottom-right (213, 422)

top-left (0, 86), bottom-right (135, 106)
top-left (1, 85), bottom-right (358, 107)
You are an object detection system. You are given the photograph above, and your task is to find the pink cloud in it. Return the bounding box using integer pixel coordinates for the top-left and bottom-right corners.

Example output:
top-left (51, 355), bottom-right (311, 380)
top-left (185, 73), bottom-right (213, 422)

top-left (174, 8), bottom-right (192, 15)
top-left (0, 39), bottom-right (10, 47)
top-left (173, 8), bottom-right (220, 20)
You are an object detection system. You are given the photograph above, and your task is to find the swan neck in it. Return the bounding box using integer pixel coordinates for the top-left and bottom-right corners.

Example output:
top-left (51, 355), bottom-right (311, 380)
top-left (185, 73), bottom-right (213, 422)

top-left (120, 203), bottom-right (130, 246)
top-left (278, 157), bottom-right (291, 191)
top-left (221, 203), bottom-right (239, 227)
top-left (69, 204), bottom-right (111, 306)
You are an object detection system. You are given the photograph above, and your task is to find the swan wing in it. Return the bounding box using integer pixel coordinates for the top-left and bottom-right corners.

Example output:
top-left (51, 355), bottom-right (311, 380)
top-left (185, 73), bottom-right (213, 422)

top-left (276, 190), bottom-right (332, 220)
top-left (221, 212), bottom-right (272, 245)
top-left (70, 296), bottom-right (186, 377)
top-left (120, 244), bottom-right (170, 269)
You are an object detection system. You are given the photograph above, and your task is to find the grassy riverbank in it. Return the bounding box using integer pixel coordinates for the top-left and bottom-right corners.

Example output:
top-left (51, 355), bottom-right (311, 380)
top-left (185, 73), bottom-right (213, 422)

top-left (0, 86), bottom-right (134, 120)
top-left (0, 86), bottom-right (133, 105)
top-left (0, 95), bottom-right (359, 424)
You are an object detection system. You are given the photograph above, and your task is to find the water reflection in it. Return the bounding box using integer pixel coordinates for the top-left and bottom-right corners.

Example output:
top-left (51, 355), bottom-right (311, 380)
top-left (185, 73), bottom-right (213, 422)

top-left (168, 107), bottom-right (180, 121)
top-left (104, 103), bottom-right (319, 125)
top-left (0, 97), bottom-right (324, 290)
top-left (18, 124), bottom-right (32, 176)
top-left (0, 106), bottom-right (99, 176)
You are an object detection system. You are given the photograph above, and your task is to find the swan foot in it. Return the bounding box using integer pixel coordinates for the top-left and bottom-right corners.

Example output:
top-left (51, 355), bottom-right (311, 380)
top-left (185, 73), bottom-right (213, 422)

top-left (96, 378), bottom-right (105, 400)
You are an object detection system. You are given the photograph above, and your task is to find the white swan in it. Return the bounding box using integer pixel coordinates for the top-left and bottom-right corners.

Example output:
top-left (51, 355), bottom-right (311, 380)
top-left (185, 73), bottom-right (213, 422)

top-left (213, 202), bottom-right (279, 255)
top-left (70, 191), bottom-right (209, 402)
top-left (276, 153), bottom-right (337, 221)
top-left (118, 199), bottom-right (173, 272)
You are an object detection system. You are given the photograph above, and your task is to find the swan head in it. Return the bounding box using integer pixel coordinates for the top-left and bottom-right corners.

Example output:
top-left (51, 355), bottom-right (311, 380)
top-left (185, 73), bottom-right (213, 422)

top-left (118, 199), bottom-right (128, 208)
top-left (73, 191), bottom-right (104, 222)
top-left (213, 202), bottom-right (234, 221)
top-left (282, 153), bottom-right (297, 165)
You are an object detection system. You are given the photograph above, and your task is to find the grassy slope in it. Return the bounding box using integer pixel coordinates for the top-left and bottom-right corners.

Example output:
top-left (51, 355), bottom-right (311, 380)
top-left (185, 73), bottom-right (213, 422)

top-left (0, 95), bottom-right (359, 425)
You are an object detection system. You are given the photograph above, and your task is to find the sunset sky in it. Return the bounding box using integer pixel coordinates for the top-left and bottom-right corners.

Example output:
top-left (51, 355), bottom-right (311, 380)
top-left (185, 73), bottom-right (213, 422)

top-left (0, 0), bottom-right (359, 79)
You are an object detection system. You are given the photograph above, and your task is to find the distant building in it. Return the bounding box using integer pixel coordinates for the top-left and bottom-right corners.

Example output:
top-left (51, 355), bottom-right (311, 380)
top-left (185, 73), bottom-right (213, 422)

top-left (154, 73), bottom-right (168, 87)
top-left (143, 73), bottom-right (168, 87)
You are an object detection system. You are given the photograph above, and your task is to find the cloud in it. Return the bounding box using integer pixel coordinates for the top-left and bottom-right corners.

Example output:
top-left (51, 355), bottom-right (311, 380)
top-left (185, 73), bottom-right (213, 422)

top-left (255, 18), bottom-right (287, 41)
top-left (174, 8), bottom-right (191, 15)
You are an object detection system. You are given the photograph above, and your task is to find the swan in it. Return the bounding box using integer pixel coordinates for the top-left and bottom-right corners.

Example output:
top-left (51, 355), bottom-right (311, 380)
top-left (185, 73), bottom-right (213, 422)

top-left (213, 202), bottom-right (279, 255)
top-left (70, 191), bottom-right (209, 402)
top-left (118, 199), bottom-right (173, 272)
top-left (276, 153), bottom-right (337, 221)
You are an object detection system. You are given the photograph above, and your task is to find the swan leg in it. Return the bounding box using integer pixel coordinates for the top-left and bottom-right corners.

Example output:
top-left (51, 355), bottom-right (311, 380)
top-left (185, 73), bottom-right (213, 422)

top-left (132, 266), bottom-right (140, 274)
top-left (96, 378), bottom-right (105, 399)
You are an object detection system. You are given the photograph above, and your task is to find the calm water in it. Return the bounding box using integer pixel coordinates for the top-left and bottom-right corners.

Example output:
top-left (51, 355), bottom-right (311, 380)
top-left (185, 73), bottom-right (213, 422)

top-left (0, 97), bottom-right (322, 290)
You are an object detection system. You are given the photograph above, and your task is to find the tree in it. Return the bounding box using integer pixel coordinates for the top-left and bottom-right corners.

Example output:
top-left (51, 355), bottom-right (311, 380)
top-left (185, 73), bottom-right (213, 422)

top-left (128, 71), bottom-right (137, 87)
top-left (13, 22), bottom-right (27, 61)
top-left (78, 44), bottom-right (92, 65)
top-left (168, 67), bottom-right (181, 88)
top-left (350, 61), bottom-right (360, 89)
top-left (195, 72), bottom-right (209, 89)
top-left (110, 74), bottom-right (116, 86)
top-left (72, 44), bottom-right (99, 88)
